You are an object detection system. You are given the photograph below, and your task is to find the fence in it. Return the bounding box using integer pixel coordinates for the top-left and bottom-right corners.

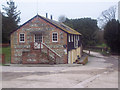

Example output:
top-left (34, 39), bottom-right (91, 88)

top-left (85, 46), bottom-right (108, 52)
top-left (0, 43), bottom-right (10, 47)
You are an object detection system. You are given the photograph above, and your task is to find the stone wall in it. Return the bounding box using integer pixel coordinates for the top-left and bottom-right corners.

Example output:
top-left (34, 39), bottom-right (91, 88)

top-left (11, 16), bottom-right (68, 64)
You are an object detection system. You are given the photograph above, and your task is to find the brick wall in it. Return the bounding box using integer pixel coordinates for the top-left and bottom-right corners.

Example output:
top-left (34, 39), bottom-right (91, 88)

top-left (22, 50), bottom-right (49, 64)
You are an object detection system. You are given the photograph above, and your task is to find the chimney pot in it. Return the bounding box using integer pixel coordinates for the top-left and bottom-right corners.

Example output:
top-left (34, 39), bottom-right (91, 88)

top-left (50, 15), bottom-right (53, 20)
top-left (46, 13), bottom-right (48, 18)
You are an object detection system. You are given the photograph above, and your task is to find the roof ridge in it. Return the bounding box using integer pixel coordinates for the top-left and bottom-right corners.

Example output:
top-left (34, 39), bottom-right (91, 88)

top-left (11, 14), bottom-right (81, 35)
top-left (39, 15), bottom-right (81, 35)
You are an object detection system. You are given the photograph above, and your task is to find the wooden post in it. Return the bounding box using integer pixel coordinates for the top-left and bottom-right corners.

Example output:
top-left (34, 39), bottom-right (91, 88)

top-left (30, 43), bottom-right (33, 50)
top-left (32, 43), bottom-right (34, 50)
top-left (102, 48), bottom-right (103, 52)
top-left (89, 50), bottom-right (90, 54)
top-left (2, 54), bottom-right (5, 64)
top-left (40, 42), bottom-right (41, 53)
top-left (47, 48), bottom-right (49, 60)
top-left (54, 54), bottom-right (56, 64)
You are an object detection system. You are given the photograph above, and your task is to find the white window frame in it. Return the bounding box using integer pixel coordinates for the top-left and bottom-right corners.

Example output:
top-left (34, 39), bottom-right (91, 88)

top-left (52, 32), bottom-right (58, 42)
top-left (74, 35), bottom-right (78, 48)
top-left (71, 35), bottom-right (73, 42)
top-left (19, 33), bottom-right (25, 43)
top-left (34, 34), bottom-right (43, 43)
top-left (69, 35), bottom-right (71, 42)
top-left (76, 35), bottom-right (77, 41)
top-left (78, 35), bottom-right (79, 41)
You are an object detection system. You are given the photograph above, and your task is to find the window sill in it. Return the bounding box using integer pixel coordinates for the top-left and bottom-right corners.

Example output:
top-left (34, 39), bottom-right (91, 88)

top-left (52, 41), bottom-right (58, 43)
top-left (19, 41), bottom-right (25, 43)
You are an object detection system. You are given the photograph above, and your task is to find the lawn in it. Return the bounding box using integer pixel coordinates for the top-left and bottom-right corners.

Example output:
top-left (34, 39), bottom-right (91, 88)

top-left (0, 46), bottom-right (11, 63)
top-left (96, 43), bottom-right (107, 48)
top-left (84, 43), bottom-right (111, 56)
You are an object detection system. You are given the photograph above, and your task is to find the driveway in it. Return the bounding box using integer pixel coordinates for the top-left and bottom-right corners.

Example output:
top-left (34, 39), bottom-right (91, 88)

top-left (1, 53), bottom-right (118, 88)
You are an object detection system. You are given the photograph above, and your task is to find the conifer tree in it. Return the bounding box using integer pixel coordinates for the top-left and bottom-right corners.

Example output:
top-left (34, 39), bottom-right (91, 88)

top-left (2, 0), bottom-right (21, 43)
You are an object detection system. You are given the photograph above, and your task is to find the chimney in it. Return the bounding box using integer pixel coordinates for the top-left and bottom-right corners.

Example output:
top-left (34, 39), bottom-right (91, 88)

top-left (46, 13), bottom-right (48, 18)
top-left (50, 15), bottom-right (53, 20)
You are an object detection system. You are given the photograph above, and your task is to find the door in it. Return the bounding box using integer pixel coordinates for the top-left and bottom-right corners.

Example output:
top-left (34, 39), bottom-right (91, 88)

top-left (34, 34), bottom-right (43, 49)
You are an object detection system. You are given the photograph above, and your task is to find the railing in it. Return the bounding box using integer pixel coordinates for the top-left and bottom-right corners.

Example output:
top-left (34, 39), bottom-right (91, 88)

top-left (85, 46), bottom-right (108, 52)
top-left (30, 42), bottom-right (61, 64)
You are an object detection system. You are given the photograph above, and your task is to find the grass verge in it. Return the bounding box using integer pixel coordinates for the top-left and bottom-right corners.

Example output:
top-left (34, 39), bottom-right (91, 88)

top-left (0, 46), bottom-right (11, 64)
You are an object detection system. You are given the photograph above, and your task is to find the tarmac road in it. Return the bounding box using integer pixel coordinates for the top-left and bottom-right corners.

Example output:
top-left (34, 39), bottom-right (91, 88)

top-left (1, 53), bottom-right (118, 88)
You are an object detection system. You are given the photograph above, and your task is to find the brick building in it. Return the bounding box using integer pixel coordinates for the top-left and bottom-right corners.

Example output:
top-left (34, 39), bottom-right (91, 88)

top-left (10, 14), bottom-right (82, 64)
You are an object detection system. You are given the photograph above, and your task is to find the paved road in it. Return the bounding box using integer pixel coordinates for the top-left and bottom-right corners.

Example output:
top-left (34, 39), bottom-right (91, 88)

top-left (2, 54), bottom-right (118, 88)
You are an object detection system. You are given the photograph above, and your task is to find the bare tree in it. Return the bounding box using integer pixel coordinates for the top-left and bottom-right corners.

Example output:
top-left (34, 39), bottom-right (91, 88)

top-left (97, 5), bottom-right (116, 29)
top-left (58, 15), bottom-right (66, 23)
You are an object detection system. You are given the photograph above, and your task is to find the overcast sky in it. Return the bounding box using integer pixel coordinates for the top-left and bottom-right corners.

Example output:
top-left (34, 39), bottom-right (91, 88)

top-left (0, 0), bottom-right (119, 25)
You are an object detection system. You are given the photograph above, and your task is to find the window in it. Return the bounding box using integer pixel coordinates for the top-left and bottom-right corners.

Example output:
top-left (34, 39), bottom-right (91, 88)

top-left (52, 32), bottom-right (58, 42)
top-left (76, 35), bottom-right (77, 41)
top-left (74, 35), bottom-right (75, 47)
top-left (35, 34), bottom-right (42, 42)
top-left (78, 35), bottom-right (79, 41)
top-left (74, 35), bottom-right (78, 48)
top-left (19, 33), bottom-right (25, 42)
top-left (69, 35), bottom-right (71, 42)
top-left (71, 35), bottom-right (73, 42)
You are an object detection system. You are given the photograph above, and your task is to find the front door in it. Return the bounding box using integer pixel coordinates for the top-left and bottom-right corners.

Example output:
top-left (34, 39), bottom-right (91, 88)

top-left (34, 34), bottom-right (43, 49)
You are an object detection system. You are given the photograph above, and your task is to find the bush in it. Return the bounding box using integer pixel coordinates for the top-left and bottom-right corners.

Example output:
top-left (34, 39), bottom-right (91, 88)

top-left (104, 19), bottom-right (120, 54)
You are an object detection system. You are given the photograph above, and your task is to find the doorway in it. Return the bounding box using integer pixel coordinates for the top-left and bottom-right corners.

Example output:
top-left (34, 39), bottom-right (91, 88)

top-left (34, 34), bottom-right (43, 49)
